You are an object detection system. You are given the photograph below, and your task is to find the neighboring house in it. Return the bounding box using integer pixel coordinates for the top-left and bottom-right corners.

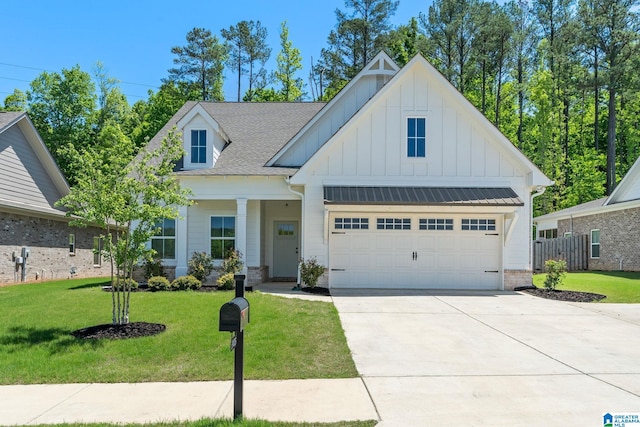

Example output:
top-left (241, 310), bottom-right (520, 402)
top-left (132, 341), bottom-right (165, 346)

top-left (0, 111), bottom-right (109, 283)
top-left (145, 52), bottom-right (552, 290)
top-left (534, 155), bottom-right (640, 271)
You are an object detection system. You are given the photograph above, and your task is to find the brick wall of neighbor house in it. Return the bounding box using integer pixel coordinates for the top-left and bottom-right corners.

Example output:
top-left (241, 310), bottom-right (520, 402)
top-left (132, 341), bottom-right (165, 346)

top-left (558, 206), bottom-right (640, 271)
top-left (504, 269), bottom-right (533, 290)
top-left (0, 212), bottom-right (110, 284)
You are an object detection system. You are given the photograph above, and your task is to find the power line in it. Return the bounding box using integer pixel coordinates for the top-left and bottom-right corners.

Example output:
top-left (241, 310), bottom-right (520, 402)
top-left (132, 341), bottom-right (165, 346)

top-left (0, 62), bottom-right (160, 89)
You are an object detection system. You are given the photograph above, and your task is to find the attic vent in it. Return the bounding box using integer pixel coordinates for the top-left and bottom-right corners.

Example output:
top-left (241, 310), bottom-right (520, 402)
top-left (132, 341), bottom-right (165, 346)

top-left (383, 60), bottom-right (395, 71)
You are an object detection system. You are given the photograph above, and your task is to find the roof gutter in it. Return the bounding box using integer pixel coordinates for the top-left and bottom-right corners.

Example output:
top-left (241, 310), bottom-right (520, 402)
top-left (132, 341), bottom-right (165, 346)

top-left (285, 177), bottom-right (304, 288)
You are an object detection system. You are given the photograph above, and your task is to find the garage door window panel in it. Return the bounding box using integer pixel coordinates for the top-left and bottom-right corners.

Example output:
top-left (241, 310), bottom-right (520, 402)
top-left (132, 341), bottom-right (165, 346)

top-left (462, 219), bottom-right (496, 231)
top-left (377, 218), bottom-right (411, 230)
top-left (334, 218), bottom-right (369, 230)
top-left (420, 218), bottom-right (453, 231)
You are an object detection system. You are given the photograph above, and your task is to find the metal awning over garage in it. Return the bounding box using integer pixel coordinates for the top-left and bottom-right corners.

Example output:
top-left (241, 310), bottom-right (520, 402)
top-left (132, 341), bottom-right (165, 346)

top-left (324, 186), bottom-right (523, 206)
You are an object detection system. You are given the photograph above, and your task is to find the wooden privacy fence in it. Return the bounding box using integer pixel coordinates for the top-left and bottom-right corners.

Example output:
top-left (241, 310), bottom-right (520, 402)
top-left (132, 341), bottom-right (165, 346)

top-left (533, 234), bottom-right (589, 272)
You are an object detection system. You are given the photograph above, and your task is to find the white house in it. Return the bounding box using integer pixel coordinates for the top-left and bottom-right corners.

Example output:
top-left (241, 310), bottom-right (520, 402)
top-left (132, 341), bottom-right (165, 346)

top-left (145, 53), bottom-right (552, 290)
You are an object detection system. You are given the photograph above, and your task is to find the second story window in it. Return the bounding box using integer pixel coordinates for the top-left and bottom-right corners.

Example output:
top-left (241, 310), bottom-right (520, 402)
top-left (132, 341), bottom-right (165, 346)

top-left (191, 130), bottom-right (206, 164)
top-left (407, 117), bottom-right (426, 158)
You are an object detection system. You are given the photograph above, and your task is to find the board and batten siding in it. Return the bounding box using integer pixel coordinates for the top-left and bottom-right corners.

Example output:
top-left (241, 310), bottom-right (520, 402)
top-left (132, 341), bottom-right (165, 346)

top-left (0, 125), bottom-right (63, 209)
top-left (275, 74), bottom-right (383, 167)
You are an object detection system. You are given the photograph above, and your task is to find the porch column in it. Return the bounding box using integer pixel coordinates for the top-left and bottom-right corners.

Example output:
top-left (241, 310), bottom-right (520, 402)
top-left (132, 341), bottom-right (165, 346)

top-left (175, 205), bottom-right (188, 277)
top-left (236, 198), bottom-right (248, 282)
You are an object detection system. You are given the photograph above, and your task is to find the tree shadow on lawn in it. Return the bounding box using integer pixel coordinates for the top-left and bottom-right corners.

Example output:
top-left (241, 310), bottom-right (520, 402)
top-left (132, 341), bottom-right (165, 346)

top-left (68, 280), bottom-right (111, 290)
top-left (0, 326), bottom-right (103, 354)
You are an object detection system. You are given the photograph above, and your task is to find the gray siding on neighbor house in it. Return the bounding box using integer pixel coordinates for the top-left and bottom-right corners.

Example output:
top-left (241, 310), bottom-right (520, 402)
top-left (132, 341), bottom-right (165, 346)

top-left (0, 211), bottom-right (110, 283)
top-left (0, 125), bottom-right (63, 209)
top-left (558, 206), bottom-right (640, 271)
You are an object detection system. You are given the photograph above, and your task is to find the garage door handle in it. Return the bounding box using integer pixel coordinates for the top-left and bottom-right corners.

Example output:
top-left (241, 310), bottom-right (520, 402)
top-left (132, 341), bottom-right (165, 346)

top-left (331, 268), bottom-right (346, 271)
top-left (332, 232), bottom-right (346, 235)
top-left (484, 270), bottom-right (499, 273)
top-left (485, 233), bottom-right (499, 236)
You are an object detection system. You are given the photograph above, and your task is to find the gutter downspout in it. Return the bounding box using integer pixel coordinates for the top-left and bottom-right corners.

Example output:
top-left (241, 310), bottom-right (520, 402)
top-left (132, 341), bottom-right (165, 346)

top-left (530, 186), bottom-right (546, 271)
top-left (285, 177), bottom-right (304, 289)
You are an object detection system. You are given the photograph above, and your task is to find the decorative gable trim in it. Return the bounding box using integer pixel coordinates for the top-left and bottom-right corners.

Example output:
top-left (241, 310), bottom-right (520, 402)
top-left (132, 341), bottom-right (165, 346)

top-left (176, 103), bottom-right (229, 141)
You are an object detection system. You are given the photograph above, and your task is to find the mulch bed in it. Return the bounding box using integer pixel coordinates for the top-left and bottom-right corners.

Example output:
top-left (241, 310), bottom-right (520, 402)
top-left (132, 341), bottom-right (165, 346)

top-left (520, 287), bottom-right (606, 303)
top-left (301, 286), bottom-right (331, 296)
top-left (72, 322), bottom-right (166, 340)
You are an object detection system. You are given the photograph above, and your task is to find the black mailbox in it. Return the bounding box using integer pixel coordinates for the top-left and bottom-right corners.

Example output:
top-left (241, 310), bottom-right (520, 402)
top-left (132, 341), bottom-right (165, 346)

top-left (219, 297), bottom-right (250, 332)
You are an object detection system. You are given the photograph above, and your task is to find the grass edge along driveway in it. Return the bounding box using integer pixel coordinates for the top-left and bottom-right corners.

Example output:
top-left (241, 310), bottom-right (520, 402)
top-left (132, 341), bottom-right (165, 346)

top-left (532, 271), bottom-right (640, 303)
top-left (0, 278), bottom-right (357, 385)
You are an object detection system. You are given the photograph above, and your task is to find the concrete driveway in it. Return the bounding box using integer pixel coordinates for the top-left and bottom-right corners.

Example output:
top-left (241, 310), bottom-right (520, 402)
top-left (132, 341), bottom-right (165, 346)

top-left (331, 289), bottom-right (640, 426)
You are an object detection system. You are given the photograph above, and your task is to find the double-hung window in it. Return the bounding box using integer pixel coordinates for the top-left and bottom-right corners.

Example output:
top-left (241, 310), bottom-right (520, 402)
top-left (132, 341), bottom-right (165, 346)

top-left (590, 229), bottom-right (600, 259)
top-left (151, 218), bottom-right (176, 259)
top-left (407, 117), bottom-right (426, 158)
top-left (211, 216), bottom-right (236, 260)
top-left (69, 234), bottom-right (76, 255)
top-left (93, 236), bottom-right (102, 266)
top-left (191, 130), bottom-right (206, 164)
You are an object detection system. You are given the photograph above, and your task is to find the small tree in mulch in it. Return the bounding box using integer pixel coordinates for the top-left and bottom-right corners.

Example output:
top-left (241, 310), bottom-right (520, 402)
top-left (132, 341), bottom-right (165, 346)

top-left (544, 259), bottom-right (567, 290)
top-left (299, 257), bottom-right (325, 288)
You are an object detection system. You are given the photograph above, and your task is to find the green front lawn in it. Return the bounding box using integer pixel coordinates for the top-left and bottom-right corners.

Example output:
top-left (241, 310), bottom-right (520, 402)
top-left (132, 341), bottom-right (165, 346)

top-left (532, 271), bottom-right (640, 303)
top-left (0, 278), bottom-right (357, 384)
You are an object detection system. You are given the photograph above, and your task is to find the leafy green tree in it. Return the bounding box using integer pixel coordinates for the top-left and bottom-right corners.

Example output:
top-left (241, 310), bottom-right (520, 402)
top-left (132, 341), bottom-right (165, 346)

top-left (27, 66), bottom-right (97, 185)
top-left (578, 0), bottom-right (640, 194)
top-left (130, 81), bottom-right (197, 150)
top-left (222, 20), bottom-right (271, 101)
top-left (316, 0), bottom-right (398, 99)
top-left (386, 18), bottom-right (428, 66)
top-left (56, 126), bottom-right (192, 325)
top-left (2, 89), bottom-right (27, 112)
top-left (273, 21), bottom-right (305, 101)
top-left (167, 27), bottom-right (226, 101)
top-left (421, 0), bottom-right (480, 95)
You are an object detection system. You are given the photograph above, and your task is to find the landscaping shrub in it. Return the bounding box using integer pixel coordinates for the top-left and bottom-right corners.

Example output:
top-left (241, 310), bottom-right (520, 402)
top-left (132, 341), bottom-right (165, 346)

top-left (143, 257), bottom-right (164, 279)
top-left (216, 272), bottom-right (236, 290)
top-left (544, 259), bottom-right (567, 290)
top-left (188, 252), bottom-right (215, 282)
top-left (299, 257), bottom-right (325, 288)
top-left (148, 276), bottom-right (170, 291)
top-left (219, 250), bottom-right (243, 275)
top-left (113, 277), bottom-right (139, 291)
top-left (171, 275), bottom-right (202, 291)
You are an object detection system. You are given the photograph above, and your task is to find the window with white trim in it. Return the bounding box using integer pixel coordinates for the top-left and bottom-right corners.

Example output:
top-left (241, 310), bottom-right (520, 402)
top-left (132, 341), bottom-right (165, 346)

top-left (335, 218), bottom-right (369, 230)
top-left (419, 218), bottom-right (453, 230)
top-left (462, 219), bottom-right (496, 231)
top-left (69, 234), bottom-right (76, 255)
top-left (407, 117), bottom-right (426, 157)
top-left (377, 218), bottom-right (411, 230)
top-left (191, 130), bottom-right (206, 164)
top-left (211, 216), bottom-right (236, 260)
top-left (151, 219), bottom-right (176, 259)
top-left (590, 229), bottom-right (600, 258)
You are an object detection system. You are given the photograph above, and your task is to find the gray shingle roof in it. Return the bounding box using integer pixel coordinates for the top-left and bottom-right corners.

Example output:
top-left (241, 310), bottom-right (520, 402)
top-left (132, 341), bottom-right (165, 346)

top-left (534, 197), bottom-right (608, 221)
top-left (147, 102), bottom-right (325, 176)
top-left (0, 111), bottom-right (25, 132)
top-left (324, 186), bottom-right (524, 206)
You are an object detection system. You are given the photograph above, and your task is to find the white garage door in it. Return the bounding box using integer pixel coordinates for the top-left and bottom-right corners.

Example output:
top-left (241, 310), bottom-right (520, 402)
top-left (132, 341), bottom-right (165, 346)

top-left (329, 214), bottom-right (502, 289)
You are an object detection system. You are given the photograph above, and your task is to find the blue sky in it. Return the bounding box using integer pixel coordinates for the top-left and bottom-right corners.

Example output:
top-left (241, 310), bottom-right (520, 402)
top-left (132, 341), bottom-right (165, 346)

top-left (1, 0), bottom-right (429, 103)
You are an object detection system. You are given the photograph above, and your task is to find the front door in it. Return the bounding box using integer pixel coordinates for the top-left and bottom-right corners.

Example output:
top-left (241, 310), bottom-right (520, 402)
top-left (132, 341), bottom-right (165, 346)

top-left (273, 221), bottom-right (299, 278)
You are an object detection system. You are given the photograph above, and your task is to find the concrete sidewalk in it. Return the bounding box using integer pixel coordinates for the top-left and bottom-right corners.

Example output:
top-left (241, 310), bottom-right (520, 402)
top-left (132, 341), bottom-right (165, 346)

top-left (0, 379), bottom-right (378, 425)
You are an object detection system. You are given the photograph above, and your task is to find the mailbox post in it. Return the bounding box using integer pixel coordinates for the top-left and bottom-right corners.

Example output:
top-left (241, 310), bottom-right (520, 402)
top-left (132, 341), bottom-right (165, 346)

top-left (218, 274), bottom-right (249, 420)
